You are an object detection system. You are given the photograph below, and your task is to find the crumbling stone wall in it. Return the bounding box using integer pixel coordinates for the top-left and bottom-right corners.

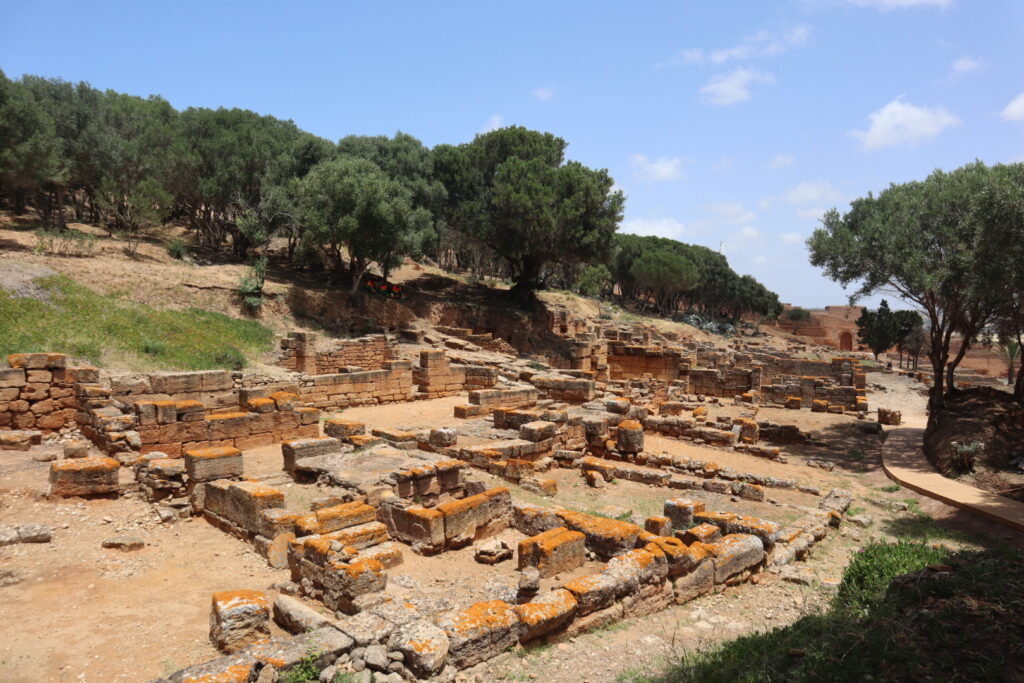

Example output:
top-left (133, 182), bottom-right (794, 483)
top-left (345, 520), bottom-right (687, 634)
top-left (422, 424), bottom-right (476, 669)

top-left (299, 361), bottom-right (415, 409)
top-left (607, 343), bottom-right (683, 381)
top-left (0, 353), bottom-right (89, 432)
top-left (277, 332), bottom-right (398, 374)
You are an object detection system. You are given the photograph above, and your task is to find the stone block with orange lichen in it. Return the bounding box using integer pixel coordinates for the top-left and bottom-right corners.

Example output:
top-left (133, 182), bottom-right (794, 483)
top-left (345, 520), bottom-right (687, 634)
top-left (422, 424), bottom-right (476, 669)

top-left (663, 498), bottom-right (705, 531)
top-left (323, 417), bottom-right (365, 440)
top-left (321, 521), bottom-right (389, 550)
top-left (162, 652), bottom-right (257, 682)
top-left (436, 600), bottom-right (521, 668)
top-left (554, 509), bottom-right (641, 560)
top-left (517, 527), bottom-right (585, 578)
top-left (245, 397), bottom-right (276, 414)
top-left (348, 434), bottom-right (383, 448)
top-left (269, 391), bottom-right (299, 411)
top-left (644, 516), bottom-right (672, 536)
top-left (184, 446), bottom-right (243, 482)
top-left (514, 588), bottom-right (578, 642)
top-left (811, 399), bottom-right (828, 413)
top-left (681, 523), bottom-right (721, 545)
top-left (615, 419), bottom-right (644, 453)
top-left (703, 533), bottom-right (765, 583)
top-left (603, 547), bottom-right (668, 596)
top-left (785, 396), bottom-right (802, 410)
top-left (323, 557), bottom-right (387, 598)
top-left (245, 626), bottom-right (353, 676)
top-left (294, 501), bottom-right (376, 536)
top-left (646, 535), bottom-right (702, 577)
top-left (388, 618), bottom-right (450, 678)
top-left (48, 456), bottom-right (119, 497)
top-left (383, 503), bottom-right (445, 554)
top-left (562, 572), bottom-right (619, 616)
top-left (205, 481), bottom-right (285, 535)
top-left (205, 412), bottom-right (254, 440)
top-left (209, 589), bottom-right (270, 654)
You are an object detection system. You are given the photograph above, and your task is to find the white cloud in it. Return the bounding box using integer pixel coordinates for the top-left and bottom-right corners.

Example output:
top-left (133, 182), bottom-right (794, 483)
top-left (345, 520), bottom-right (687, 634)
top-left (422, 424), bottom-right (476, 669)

top-left (621, 217), bottom-right (687, 239)
top-left (797, 206), bottom-right (829, 220)
top-left (738, 225), bottom-right (761, 239)
top-left (850, 97), bottom-right (960, 151)
top-left (630, 154), bottom-right (685, 182)
top-left (700, 68), bottom-right (774, 106)
top-left (531, 86), bottom-right (556, 102)
top-left (768, 153), bottom-right (796, 169)
top-left (480, 114), bottom-right (504, 133)
top-left (782, 180), bottom-right (843, 205)
top-left (780, 232), bottom-right (804, 244)
top-left (704, 202), bottom-right (757, 226)
top-left (1001, 93), bottom-right (1024, 122)
top-left (752, 255), bottom-right (768, 264)
top-left (843, 0), bottom-right (952, 10)
top-left (662, 25), bottom-right (811, 67)
top-left (948, 56), bottom-right (982, 81)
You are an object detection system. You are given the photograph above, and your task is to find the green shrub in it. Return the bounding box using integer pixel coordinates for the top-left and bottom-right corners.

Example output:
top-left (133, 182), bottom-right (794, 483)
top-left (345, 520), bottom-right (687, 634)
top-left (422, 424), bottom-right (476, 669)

top-left (33, 228), bottom-right (99, 257)
top-left (950, 440), bottom-right (983, 473)
top-left (785, 307), bottom-right (813, 322)
top-left (167, 239), bottom-right (188, 260)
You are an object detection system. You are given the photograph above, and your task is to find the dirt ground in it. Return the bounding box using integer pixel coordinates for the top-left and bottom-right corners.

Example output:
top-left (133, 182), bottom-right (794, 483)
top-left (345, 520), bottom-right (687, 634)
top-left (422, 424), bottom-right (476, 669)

top-left (2, 369), bottom-right (1022, 682)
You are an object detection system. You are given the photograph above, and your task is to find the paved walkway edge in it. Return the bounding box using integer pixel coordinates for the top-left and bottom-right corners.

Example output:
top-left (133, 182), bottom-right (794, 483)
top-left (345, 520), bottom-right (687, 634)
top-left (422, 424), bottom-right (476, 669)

top-left (882, 428), bottom-right (1024, 534)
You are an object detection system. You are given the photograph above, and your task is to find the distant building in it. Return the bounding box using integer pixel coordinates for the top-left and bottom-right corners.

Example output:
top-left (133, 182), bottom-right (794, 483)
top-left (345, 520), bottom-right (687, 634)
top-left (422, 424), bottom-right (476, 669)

top-left (777, 304), bottom-right (864, 351)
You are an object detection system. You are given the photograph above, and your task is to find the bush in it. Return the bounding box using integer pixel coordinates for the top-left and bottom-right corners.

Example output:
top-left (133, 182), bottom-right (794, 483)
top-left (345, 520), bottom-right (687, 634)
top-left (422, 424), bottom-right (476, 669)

top-left (167, 239), bottom-right (188, 260)
top-left (238, 256), bottom-right (267, 312)
top-left (33, 228), bottom-right (98, 257)
top-left (949, 440), bottom-right (983, 473)
top-left (786, 307), bottom-right (813, 322)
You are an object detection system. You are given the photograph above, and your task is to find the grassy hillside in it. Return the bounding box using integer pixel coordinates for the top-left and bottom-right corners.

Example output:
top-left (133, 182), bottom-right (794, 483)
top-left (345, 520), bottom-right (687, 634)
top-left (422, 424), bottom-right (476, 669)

top-left (0, 275), bottom-right (274, 370)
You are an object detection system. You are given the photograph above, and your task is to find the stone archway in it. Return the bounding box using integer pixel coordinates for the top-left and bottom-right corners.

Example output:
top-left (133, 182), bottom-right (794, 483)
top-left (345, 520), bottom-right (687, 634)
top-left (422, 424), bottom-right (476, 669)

top-left (839, 331), bottom-right (853, 351)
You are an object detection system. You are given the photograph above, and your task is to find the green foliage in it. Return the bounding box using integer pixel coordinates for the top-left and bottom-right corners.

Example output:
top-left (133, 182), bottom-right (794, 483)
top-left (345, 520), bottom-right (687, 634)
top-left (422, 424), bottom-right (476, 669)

top-left (950, 439), bottom-right (984, 473)
top-left (33, 228), bottom-right (98, 256)
top-left (575, 264), bottom-right (612, 297)
top-left (0, 274), bottom-right (272, 370)
top-left (238, 256), bottom-right (267, 311)
top-left (808, 161), bottom-right (1024, 409)
top-left (786, 307), bottom-right (812, 322)
top-left (278, 651), bottom-right (321, 683)
top-left (166, 238), bottom-right (187, 260)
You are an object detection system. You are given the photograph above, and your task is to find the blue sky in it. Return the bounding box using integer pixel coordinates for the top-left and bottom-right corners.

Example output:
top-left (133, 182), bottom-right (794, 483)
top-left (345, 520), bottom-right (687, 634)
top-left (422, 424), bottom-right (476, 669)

top-left (2, 0), bottom-right (1022, 307)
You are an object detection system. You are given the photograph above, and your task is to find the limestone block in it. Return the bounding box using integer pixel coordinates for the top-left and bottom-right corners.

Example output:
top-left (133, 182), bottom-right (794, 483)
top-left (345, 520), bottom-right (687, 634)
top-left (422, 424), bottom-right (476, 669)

top-left (184, 446), bottom-right (243, 482)
top-left (294, 501), bottom-right (376, 536)
top-left (0, 430), bottom-right (42, 450)
top-left (555, 509), bottom-right (641, 561)
top-left (272, 594), bottom-right (333, 634)
top-left (681, 523), bottom-right (721, 544)
top-left (49, 457), bottom-right (119, 497)
top-left (282, 436), bottom-right (341, 474)
top-left (246, 626), bottom-right (353, 675)
top-left (437, 600), bottom-right (521, 668)
top-left (519, 421), bottom-right (556, 443)
top-left (389, 619), bottom-right (450, 678)
top-left (514, 588), bottom-right (578, 642)
top-left (705, 534), bottom-right (765, 583)
top-left (672, 558), bottom-right (714, 603)
top-left (562, 572), bottom-right (618, 616)
top-left (323, 417), bottom-right (366, 440)
top-left (615, 420), bottom-right (644, 453)
top-left (878, 407), bottom-right (902, 425)
top-left (645, 516), bottom-right (672, 536)
top-left (663, 498), bottom-right (705, 531)
top-left (517, 527), bottom-right (585, 578)
top-left (209, 589), bottom-right (270, 653)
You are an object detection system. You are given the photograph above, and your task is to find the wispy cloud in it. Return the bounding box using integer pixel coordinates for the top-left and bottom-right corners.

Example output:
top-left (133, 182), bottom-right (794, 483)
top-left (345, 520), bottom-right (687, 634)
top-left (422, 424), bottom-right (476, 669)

top-left (850, 97), bottom-right (959, 150)
top-left (480, 114), bottom-right (504, 133)
top-left (714, 157), bottom-right (736, 172)
top-left (531, 86), bottom-right (556, 102)
top-left (780, 232), bottom-right (804, 244)
top-left (762, 180), bottom-right (844, 219)
top-left (947, 56), bottom-right (983, 81)
top-left (768, 153), bottom-right (796, 169)
top-left (630, 154), bottom-right (686, 182)
top-left (1001, 93), bottom-right (1024, 122)
top-left (700, 68), bottom-right (774, 106)
top-left (660, 25), bottom-right (811, 68)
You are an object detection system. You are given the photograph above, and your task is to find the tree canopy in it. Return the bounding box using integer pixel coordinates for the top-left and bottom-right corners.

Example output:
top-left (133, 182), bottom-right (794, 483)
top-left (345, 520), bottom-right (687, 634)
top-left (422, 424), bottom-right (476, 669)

top-left (808, 160), bottom-right (1024, 412)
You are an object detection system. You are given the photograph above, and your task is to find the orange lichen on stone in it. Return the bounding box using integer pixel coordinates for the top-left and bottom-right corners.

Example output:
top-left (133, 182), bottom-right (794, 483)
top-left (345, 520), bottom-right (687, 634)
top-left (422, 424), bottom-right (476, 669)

top-left (246, 397), bottom-right (276, 412)
top-left (175, 400), bottom-right (204, 411)
top-left (185, 446), bottom-right (241, 460)
top-left (206, 412), bottom-right (250, 422)
top-left (180, 663), bottom-right (254, 683)
top-left (51, 456), bottom-right (119, 472)
top-left (211, 589), bottom-right (269, 611)
top-left (444, 600), bottom-right (519, 637)
top-left (514, 588), bottom-right (578, 641)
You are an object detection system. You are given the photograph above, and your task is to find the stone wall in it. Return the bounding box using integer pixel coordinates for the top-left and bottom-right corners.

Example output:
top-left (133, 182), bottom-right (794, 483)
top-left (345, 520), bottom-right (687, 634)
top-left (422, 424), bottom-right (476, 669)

top-left (299, 362), bottom-right (415, 409)
top-left (607, 343), bottom-right (683, 381)
top-left (277, 332), bottom-right (397, 374)
top-left (0, 353), bottom-right (89, 432)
